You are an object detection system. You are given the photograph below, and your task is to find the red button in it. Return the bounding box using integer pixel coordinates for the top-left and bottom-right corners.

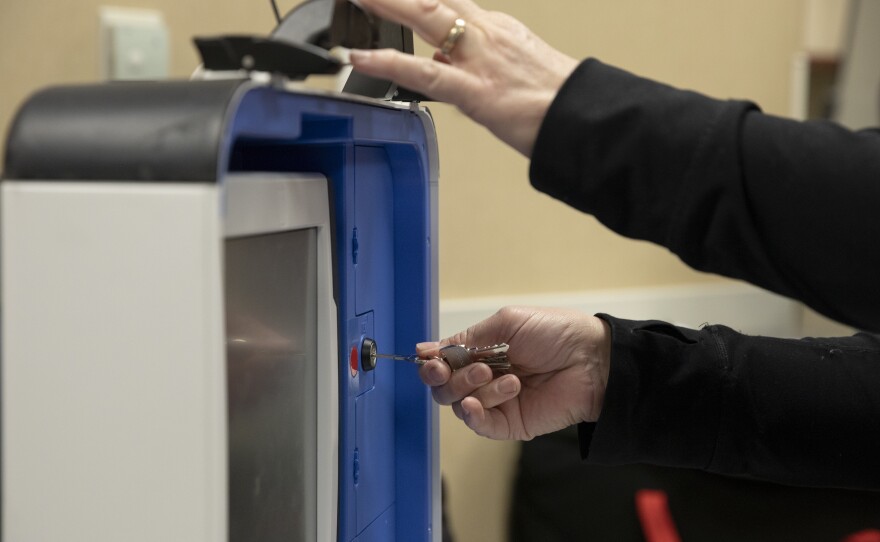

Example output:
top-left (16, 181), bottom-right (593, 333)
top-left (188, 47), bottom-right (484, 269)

top-left (350, 347), bottom-right (358, 377)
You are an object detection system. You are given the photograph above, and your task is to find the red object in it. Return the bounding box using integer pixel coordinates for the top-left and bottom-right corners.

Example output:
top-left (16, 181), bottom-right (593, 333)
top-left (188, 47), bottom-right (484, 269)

top-left (842, 530), bottom-right (880, 542)
top-left (635, 489), bottom-right (682, 542)
top-left (349, 346), bottom-right (358, 377)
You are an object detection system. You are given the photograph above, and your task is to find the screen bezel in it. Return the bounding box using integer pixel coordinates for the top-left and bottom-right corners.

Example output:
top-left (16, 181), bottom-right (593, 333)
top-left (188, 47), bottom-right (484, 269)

top-left (223, 172), bottom-right (338, 542)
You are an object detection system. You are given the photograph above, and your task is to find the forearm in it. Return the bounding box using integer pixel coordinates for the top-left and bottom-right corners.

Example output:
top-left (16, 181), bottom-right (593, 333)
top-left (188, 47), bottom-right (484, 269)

top-left (530, 58), bottom-right (880, 331)
top-left (583, 314), bottom-right (880, 490)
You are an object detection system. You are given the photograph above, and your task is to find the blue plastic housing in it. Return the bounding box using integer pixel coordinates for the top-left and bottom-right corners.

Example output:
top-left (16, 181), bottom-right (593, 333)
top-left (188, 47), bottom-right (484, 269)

top-left (226, 87), bottom-right (438, 542)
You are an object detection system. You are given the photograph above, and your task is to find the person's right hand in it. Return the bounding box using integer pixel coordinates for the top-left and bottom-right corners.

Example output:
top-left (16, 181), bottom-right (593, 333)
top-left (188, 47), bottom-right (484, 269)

top-left (349, 0), bottom-right (579, 158)
top-left (416, 307), bottom-right (611, 440)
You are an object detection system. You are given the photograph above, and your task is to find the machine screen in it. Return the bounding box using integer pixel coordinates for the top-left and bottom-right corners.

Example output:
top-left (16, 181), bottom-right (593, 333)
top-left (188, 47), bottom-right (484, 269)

top-left (225, 228), bottom-right (318, 542)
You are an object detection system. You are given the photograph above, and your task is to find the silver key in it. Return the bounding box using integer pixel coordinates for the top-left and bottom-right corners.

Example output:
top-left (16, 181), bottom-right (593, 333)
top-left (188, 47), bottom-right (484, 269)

top-left (372, 352), bottom-right (427, 364)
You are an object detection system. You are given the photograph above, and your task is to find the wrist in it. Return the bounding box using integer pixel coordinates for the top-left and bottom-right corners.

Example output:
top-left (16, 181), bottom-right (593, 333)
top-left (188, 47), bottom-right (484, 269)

top-left (588, 316), bottom-right (612, 421)
top-left (571, 314), bottom-right (612, 424)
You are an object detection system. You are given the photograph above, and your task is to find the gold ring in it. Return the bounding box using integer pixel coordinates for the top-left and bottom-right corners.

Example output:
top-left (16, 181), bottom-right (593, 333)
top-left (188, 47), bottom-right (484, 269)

top-left (440, 18), bottom-right (467, 56)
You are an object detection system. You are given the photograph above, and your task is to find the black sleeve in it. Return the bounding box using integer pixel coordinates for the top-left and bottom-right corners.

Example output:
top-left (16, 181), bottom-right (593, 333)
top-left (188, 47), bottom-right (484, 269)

top-left (530, 59), bottom-right (880, 332)
top-left (584, 314), bottom-right (880, 490)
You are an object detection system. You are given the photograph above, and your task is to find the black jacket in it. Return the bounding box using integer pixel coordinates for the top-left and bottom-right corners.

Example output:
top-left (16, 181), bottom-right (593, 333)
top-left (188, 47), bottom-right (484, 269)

top-left (529, 58), bottom-right (880, 490)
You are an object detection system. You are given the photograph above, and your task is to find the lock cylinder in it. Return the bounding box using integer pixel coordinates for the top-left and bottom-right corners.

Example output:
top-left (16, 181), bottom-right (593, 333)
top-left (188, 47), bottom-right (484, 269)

top-left (360, 337), bottom-right (378, 372)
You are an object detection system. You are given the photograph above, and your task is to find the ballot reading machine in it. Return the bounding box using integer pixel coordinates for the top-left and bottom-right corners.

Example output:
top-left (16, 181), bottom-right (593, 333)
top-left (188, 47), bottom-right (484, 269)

top-left (0, 2), bottom-right (439, 541)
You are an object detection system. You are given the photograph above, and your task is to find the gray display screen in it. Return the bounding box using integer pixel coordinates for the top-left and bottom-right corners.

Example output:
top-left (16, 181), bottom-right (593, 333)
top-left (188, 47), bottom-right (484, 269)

top-left (224, 228), bottom-right (318, 542)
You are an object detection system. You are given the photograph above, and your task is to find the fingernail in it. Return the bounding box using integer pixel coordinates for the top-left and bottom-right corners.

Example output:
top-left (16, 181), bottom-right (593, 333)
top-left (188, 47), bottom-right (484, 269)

top-left (466, 365), bottom-right (492, 386)
top-left (498, 377), bottom-right (518, 394)
top-left (460, 401), bottom-right (471, 417)
top-left (349, 49), bottom-right (371, 64)
top-left (415, 342), bottom-right (436, 354)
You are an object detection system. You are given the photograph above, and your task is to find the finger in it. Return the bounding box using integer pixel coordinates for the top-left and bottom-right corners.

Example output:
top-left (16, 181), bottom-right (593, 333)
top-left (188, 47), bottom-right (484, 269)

top-left (460, 396), bottom-right (510, 439)
top-left (451, 374), bottom-right (518, 419)
top-left (416, 341), bottom-right (441, 358)
top-left (468, 374), bottom-right (520, 408)
top-left (440, 0), bottom-right (481, 18)
top-left (350, 48), bottom-right (479, 104)
top-left (430, 362), bottom-right (492, 405)
top-left (356, 0), bottom-right (464, 48)
top-left (432, 50), bottom-right (452, 64)
top-left (451, 400), bottom-right (465, 420)
top-left (418, 357), bottom-right (450, 387)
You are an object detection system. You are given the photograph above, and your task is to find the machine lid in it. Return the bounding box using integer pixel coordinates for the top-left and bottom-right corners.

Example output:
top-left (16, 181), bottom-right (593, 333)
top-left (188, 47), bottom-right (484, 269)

top-left (3, 78), bottom-right (251, 182)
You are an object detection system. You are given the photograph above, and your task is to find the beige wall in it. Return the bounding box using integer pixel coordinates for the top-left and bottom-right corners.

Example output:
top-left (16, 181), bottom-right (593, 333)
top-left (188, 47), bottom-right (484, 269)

top-left (0, 1), bottom-right (805, 541)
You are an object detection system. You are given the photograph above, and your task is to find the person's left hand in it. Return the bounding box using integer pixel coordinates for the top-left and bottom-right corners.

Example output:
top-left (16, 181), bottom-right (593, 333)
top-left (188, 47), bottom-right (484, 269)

top-left (349, 0), bottom-right (578, 157)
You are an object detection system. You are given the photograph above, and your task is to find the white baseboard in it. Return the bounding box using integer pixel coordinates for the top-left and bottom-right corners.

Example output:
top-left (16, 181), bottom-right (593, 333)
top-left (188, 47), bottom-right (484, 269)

top-left (439, 282), bottom-right (816, 340)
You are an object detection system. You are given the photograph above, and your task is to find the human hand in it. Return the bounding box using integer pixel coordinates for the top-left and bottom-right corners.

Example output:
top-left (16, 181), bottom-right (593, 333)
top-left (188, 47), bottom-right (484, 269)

top-left (417, 307), bottom-right (611, 440)
top-left (349, 0), bottom-right (578, 157)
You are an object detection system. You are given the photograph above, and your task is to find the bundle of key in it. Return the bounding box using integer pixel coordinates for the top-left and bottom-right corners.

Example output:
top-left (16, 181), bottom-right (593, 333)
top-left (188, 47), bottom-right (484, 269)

top-left (360, 338), bottom-right (510, 373)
